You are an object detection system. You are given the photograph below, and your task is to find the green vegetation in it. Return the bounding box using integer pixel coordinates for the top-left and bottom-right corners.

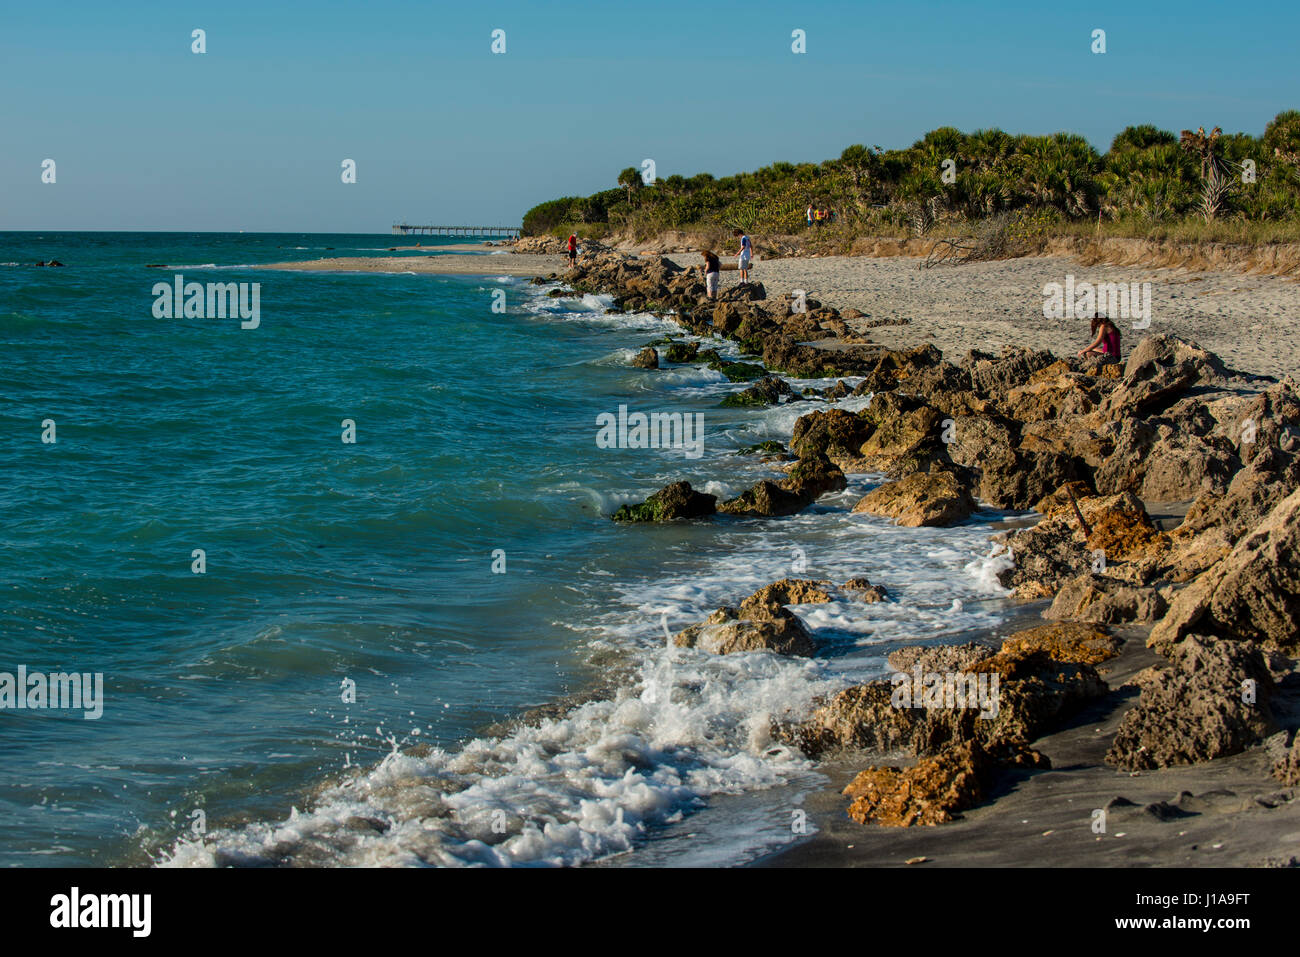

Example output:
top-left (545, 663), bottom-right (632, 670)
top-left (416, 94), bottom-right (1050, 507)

top-left (521, 113), bottom-right (1300, 246)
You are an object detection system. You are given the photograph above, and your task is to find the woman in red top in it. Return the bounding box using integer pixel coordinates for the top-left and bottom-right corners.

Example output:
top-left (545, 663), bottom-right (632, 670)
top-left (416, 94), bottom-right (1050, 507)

top-left (567, 234), bottom-right (577, 268)
top-left (1079, 313), bottom-right (1121, 361)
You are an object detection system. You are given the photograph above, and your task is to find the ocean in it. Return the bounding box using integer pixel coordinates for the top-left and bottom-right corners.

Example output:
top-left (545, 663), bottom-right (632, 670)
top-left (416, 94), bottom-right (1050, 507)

top-left (0, 232), bottom-right (1019, 867)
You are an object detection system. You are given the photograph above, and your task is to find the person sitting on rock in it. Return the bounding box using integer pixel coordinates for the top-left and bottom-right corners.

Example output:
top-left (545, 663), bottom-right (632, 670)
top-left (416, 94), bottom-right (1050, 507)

top-left (1079, 313), bottom-right (1121, 362)
top-left (702, 250), bottom-right (721, 301)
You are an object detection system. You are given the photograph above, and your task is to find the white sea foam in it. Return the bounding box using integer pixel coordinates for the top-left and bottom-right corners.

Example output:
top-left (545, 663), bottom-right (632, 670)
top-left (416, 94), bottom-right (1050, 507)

top-left (158, 280), bottom-right (1026, 870)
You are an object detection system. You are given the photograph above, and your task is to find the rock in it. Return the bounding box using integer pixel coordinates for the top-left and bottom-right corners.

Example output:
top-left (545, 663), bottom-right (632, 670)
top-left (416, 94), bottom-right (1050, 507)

top-left (852, 468), bottom-right (978, 527)
top-left (716, 479), bottom-right (810, 518)
top-left (720, 374), bottom-right (793, 408)
top-left (718, 281), bottom-right (767, 302)
top-left (1089, 336), bottom-right (1227, 424)
top-left (1179, 449), bottom-right (1300, 546)
top-left (1044, 574), bottom-right (1168, 625)
top-left (887, 643), bottom-right (994, 674)
top-left (761, 335), bottom-right (872, 379)
top-left (713, 360), bottom-right (767, 382)
top-left (664, 342), bottom-right (699, 363)
top-left (612, 481), bottom-right (716, 522)
top-left (783, 451), bottom-right (849, 499)
top-left (1124, 335), bottom-right (1229, 385)
top-left (1033, 480), bottom-right (1096, 513)
top-left (947, 414), bottom-right (1087, 511)
top-left (823, 379), bottom-right (851, 400)
top-left (843, 741), bottom-right (993, 827)
top-left (719, 448), bottom-right (849, 517)
top-left (996, 491), bottom-right (1168, 593)
top-left (1106, 635), bottom-right (1277, 770)
top-left (1273, 733), bottom-right (1300, 786)
top-left (1019, 419), bottom-right (1111, 471)
top-left (739, 579), bottom-right (832, 612)
top-left (789, 407), bottom-right (874, 465)
top-left (991, 622), bottom-right (1123, 665)
top-left (674, 602), bottom-right (815, 656)
top-left (786, 623), bottom-right (1112, 759)
top-left (1000, 373), bottom-right (1104, 423)
top-left (1149, 487), bottom-right (1300, 653)
top-left (1217, 380), bottom-right (1300, 459)
top-left (854, 392), bottom-right (947, 476)
top-left (963, 348), bottom-right (1060, 401)
top-left (841, 578), bottom-right (888, 602)
top-left (710, 301), bottom-right (754, 336)
top-left (630, 347), bottom-right (659, 369)
top-left (1093, 418), bottom-right (1238, 502)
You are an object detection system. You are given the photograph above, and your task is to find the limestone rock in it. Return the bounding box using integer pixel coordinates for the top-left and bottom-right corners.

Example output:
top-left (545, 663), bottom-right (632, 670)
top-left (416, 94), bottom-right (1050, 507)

top-left (739, 579), bottom-right (832, 612)
top-left (843, 741), bottom-right (993, 827)
top-left (674, 602), bottom-right (815, 656)
top-left (852, 468), bottom-right (978, 527)
top-left (887, 642), bottom-right (994, 674)
top-left (1149, 487), bottom-right (1300, 653)
top-left (841, 578), bottom-right (888, 602)
top-left (1106, 635), bottom-right (1277, 770)
top-left (612, 481), bottom-right (716, 522)
top-left (1044, 574), bottom-right (1168, 625)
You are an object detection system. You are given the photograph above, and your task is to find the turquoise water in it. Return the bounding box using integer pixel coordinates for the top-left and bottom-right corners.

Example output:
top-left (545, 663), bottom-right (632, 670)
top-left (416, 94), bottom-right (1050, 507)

top-left (1, 233), bottom-right (1018, 867)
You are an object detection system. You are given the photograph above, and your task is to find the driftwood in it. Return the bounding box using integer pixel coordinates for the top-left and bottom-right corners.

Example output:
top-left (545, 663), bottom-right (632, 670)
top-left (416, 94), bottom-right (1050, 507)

top-left (922, 238), bottom-right (976, 269)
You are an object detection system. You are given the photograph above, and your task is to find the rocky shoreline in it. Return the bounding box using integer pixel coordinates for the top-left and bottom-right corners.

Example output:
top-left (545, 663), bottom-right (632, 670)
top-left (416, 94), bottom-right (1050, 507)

top-left (535, 246), bottom-right (1300, 855)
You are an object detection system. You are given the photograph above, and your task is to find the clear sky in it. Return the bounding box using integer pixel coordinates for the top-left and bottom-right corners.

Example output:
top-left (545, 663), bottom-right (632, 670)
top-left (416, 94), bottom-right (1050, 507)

top-left (3, 0), bottom-right (1297, 232)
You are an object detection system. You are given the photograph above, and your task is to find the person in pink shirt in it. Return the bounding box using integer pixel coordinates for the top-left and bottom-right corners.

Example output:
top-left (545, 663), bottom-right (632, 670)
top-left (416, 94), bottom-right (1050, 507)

top-left (1079, 313), bottom-right (1121, 362)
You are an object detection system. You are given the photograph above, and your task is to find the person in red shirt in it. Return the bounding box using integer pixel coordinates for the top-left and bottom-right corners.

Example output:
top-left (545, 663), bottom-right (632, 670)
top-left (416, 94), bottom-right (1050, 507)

top-left (567, 234), bottom-right (578, 268)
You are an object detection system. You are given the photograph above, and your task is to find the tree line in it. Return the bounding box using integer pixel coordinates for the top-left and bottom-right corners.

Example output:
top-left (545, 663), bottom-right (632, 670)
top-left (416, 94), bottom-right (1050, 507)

top-left (521, 112), bottom-right (1300, 244)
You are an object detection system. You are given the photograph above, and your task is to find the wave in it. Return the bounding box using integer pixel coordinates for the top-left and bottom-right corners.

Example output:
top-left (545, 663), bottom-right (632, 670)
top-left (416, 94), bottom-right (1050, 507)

top-left (152, 281), bottom-right (1025, 870)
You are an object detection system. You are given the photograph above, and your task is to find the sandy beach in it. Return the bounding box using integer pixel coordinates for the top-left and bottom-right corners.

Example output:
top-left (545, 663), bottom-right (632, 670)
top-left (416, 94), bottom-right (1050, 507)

top-left (702, 253), bottom-right (1300, 381)
top-left (757, 625), bottom-right (1300, 868)
top-left (261, 248), bottom-right (1300, 380)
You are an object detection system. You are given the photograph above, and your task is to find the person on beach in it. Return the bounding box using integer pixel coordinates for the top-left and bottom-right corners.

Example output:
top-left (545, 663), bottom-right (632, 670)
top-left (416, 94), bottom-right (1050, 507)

top-left (566, 234), bottom-right (578, 268)
top-left (1078, 313), bottom-right (1121, 361)
top-left (701, 250), bottom-right (721, 300)
top-left (734, 229), bottom-right (752, 283)
top-left (805, 204), bottom-right (814, 228)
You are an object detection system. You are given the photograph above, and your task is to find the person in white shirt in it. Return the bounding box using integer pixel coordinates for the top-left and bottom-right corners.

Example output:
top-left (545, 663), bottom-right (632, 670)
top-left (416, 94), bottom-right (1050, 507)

top-left (734, 229), bottom-right (752, 283)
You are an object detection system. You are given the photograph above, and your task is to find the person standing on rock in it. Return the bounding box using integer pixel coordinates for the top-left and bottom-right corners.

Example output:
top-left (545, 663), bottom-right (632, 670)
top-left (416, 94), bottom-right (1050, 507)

top-left (734, 229), bottom-right (752, 284)
top-left (567, 233), bottom-right (578, 269)
top-left (1079, 313), bottom-right (1121, 362)
top-left (702, 249), bottom-right (721, 301)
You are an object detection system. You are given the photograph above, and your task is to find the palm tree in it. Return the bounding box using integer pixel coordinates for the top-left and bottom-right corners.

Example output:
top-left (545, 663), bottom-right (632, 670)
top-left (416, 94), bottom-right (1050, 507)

top-left (1179, 127), bottom-right (1234, 220)
top-left (1179, 127), bottom-right (1223, 180)
top-left (1109, 125), bottom-right (1177, 154)
top-left (617, 167), bottom-right (643, 204)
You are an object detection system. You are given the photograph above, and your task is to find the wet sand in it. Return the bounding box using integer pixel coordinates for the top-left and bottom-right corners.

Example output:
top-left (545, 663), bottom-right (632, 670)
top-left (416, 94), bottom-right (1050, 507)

top-left (754, 630), bottom-right (1300, 868)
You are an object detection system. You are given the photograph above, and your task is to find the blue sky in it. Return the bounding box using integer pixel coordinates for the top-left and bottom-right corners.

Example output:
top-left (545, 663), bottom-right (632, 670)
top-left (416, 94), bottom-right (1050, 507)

top-left (3, 0), bottom-right (1297, 231)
